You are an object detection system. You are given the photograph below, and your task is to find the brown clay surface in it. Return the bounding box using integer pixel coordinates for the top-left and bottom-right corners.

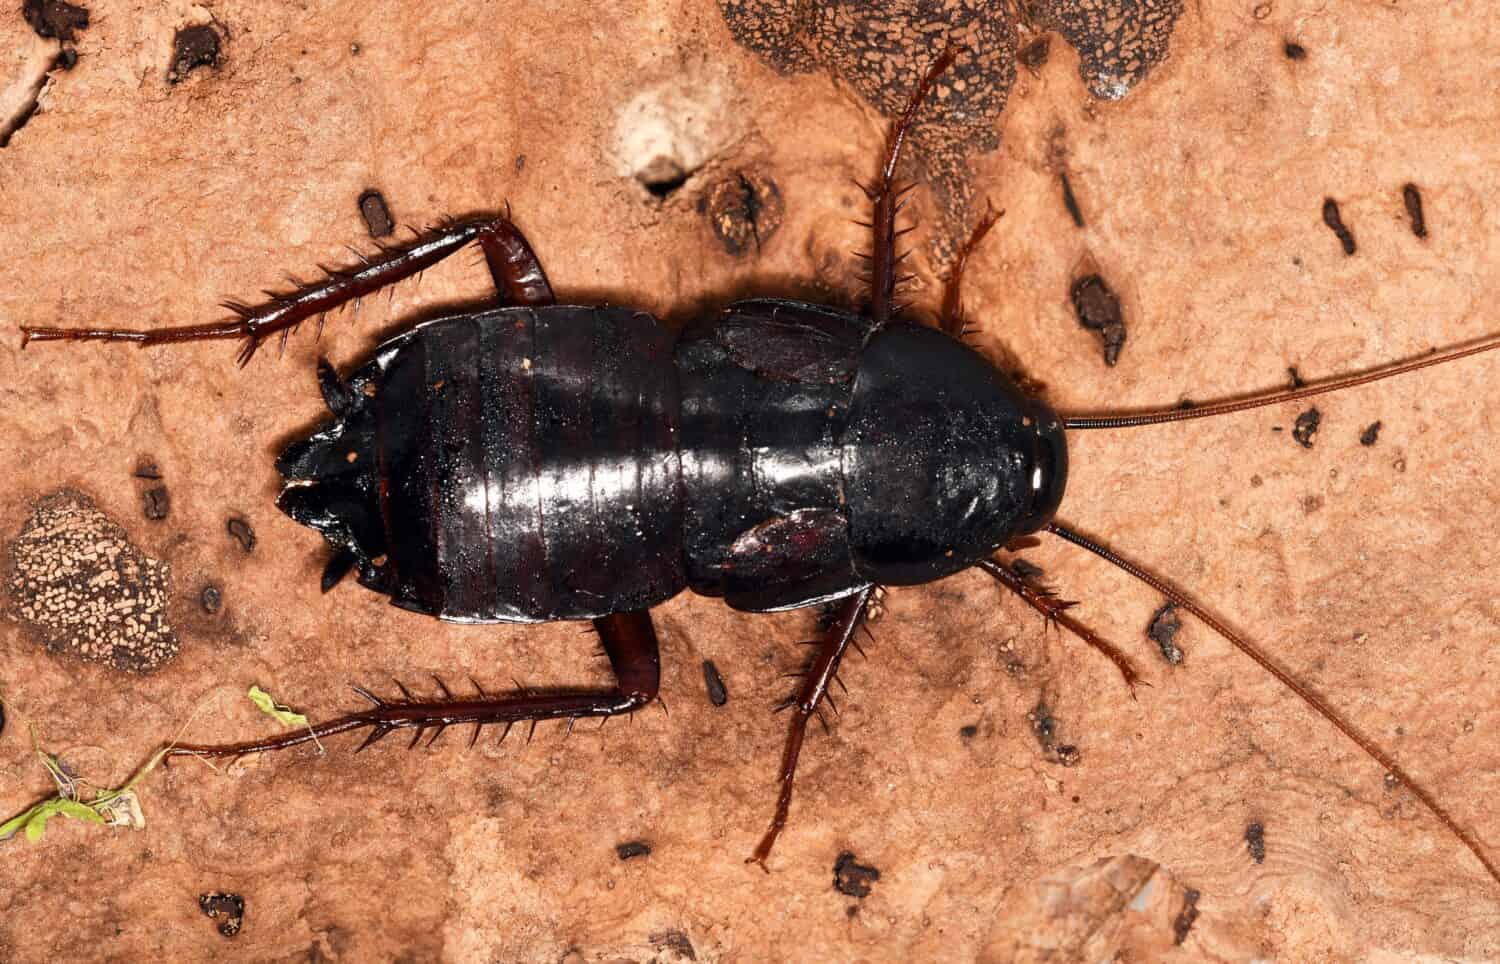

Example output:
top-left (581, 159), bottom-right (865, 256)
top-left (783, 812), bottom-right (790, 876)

top-left (3, 1), bottom-right (1499, 961)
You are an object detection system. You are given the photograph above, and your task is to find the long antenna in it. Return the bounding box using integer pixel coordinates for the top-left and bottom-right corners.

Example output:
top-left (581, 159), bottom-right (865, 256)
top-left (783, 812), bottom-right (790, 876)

top-left (1062, 334), bottom-right (1500, 430)
top-left (1044, 519), bottom-right (1499, 886)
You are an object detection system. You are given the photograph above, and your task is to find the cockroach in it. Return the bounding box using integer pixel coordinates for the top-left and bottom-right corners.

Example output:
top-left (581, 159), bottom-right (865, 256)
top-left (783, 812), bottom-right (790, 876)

top-left (19, 50), bottom-right (1500, 884)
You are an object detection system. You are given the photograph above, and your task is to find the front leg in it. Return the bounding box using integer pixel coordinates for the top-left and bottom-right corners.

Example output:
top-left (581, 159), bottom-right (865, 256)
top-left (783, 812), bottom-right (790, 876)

top-left (21, 214), bottom-right (555, 365)
top-left (748, 587), bottom-right (874, 870)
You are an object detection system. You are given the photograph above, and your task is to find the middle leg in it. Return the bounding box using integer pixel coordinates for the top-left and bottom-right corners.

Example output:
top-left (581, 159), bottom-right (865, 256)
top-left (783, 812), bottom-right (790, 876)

top-left (748, 587), bottom-right (875, 870)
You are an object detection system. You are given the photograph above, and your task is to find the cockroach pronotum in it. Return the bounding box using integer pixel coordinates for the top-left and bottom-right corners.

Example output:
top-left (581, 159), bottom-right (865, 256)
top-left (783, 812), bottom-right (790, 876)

top-left (18, 50), bottom-right (1500, 886)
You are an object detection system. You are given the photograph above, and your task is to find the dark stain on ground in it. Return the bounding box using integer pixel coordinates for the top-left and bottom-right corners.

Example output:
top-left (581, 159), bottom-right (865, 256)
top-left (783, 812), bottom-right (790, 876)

top-left (23, 0), bottom-right (89, 41)
top-left (649, 930), bottom-right (698, 961)
top-left (1070, 274), bottom-right (1126, 366)
top-left (198, 892), bottom-right (245, 938)
top-left (7, 489), bottom-right (178, 673)
top-left (720, 0), bottom-right (1183, 254)
top-left (1322, 198), bottom-right (1356, 255)
top-left (358, 189), bottom-right (395, 238)
top-left (1287, 365), bottom-right (1306, 389)
top-left (1172, 887), bottom-right (1200, 945)
top-left (133, 459), bottom-right (162, 480)
top-left (1028, 699), bottom-right (1080, 766)
top-left (1360, 421), bottom-right (1382, 446)
top-left (701, 659), bottom-right (729, 706)
top-left (142, 486), bottom-right (170, 521)
top-left (1018, 35), bottom-right (1051, 74)
top-left (1059, 172), bottom-right (1085, 228)
top-left (200, 584), bottom-right (223, 614)
top-left (1283, 41), bottom-right (1306, 60)
top-left (1403, 182), bottom-right (1426, 239)
top-left (1146, 602), bottom-right (1183, 664)
top-left (226, 516), bottom-right (256, 552)
top-left (1293, 407), bottom-right (1321, 448)
top-left (55, 48), bottom-right (77, 69)
top-left (959, 723), bottom-right (978, 740)
top-left (615, 840), bottom-right (652, 860)
top-left (168, 24), bottom-right (222, 84)
top-left (698, 170), bottom-right (785, 256)
top-left (833, 851), bottom-right (880, 898)
top-left (1244, 821), bottom-right (1266, 863)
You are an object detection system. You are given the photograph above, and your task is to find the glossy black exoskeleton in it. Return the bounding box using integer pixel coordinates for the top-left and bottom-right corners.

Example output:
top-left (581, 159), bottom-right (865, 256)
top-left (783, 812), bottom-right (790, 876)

top-left (21, 51), bottom-right (1500, 881)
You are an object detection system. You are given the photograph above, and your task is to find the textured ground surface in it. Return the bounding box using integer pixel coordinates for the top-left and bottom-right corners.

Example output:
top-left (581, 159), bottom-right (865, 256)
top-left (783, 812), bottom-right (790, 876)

top-left (3, 1), bottom-right (1499, 961)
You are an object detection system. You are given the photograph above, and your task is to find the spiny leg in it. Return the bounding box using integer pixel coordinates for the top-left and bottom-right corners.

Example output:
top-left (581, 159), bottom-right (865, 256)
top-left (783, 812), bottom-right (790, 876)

top-left (975, 558), bottom-right (1143, 697)
top-left (164, 609), bottom-right (659, 761)
top-left (863, 47), bottom-right (957, 328)
top-left (939, 202), bottom-right (1003, 338)
top-left (21, 214), bottom-right (555, 365)
top-left (748, 586), bottom-right (874, 871)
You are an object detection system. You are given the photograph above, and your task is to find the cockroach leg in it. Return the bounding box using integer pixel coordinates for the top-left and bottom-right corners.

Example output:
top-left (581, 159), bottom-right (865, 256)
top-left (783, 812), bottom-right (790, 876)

top-left (866, 48), bottom-right (956, 328)
top-left (1044, 520), bottom-right (1500, 887)
top-left (316, 356), bottom-right (354, 416)
top-left (20, 216), bottom-right (555, 365)
top-left (320, 547), bottom-right (358, 593)
top-left (748, 587), bottom-right (874, 871)
top-left (939, 201), bottom-right (1003, 338)
top-left (164, 609), bottom-right (660, 760)
top-left (975, 558), bottom-right (1143, 697)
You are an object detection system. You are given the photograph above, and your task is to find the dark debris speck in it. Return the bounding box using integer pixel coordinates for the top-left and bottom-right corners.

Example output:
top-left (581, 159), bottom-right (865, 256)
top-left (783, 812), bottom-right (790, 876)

top-left (1028, 699), bottom-right (1080, 765)
top-left (1293, 407), bottom-right (1321, 448)
top-left (200, 584), bottom-right (223, 615)
top-left (226, 517), bottom-right (256, 553)
top-left (833, 851), bottom-right (881, 897)
top-left (1059, 171), bottom-right (1084, 228)
top-left (1322, 198), bottom-right (1356, 255)
top-left (701, 659), bottom-right (728, 707)
top-left (1071, 274), bottom-right (1126, 366)
top-left (1403, 182), bottom-right (1427, 239)
top-left (1147, 602), bottom-right (1183, 664)
top-left (1172, 887), bottom-right (1200, 945)
top-left (959, 723), bottom-right (978, 740)
top-left (142, 486), bottom-right (170, 521)
top-left (1244, 821), bottom-right (1266, 863)
top-left (169, 24), bottom-right (222, 84)
top-left (616, 840), bottom-right (652, 860)
top-left (1360, 421), bottom-right (1382, 446)
top-left (198, 892), bottom-right (244, 939)
top-left (1283, 41), bottom-right (1306, 60)
top-left (358, 189), bottom-right (394, 238)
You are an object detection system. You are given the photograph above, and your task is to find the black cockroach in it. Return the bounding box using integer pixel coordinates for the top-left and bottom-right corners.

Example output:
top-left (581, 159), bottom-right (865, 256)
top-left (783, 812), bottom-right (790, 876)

top-left (20, 50), bottom-right (1500, 882)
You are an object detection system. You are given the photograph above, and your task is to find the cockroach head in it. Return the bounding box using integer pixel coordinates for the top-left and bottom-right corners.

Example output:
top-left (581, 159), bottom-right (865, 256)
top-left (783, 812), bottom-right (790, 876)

top-left (273, 363), bottom-right (387, 588)
top-left (842, 324), bottom-right (1067, 585)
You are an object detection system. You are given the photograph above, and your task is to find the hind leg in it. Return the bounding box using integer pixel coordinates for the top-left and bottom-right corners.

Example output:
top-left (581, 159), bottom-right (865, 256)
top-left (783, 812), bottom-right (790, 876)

top-left (165, 609), bottom-right (660, 759)
top-left (22, 214), bottom-right (555, 365)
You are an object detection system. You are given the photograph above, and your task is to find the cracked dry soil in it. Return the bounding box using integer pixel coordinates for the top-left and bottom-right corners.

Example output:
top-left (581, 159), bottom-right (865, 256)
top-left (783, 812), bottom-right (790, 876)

top-left (2, 0), bottom-right (1499, 960)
